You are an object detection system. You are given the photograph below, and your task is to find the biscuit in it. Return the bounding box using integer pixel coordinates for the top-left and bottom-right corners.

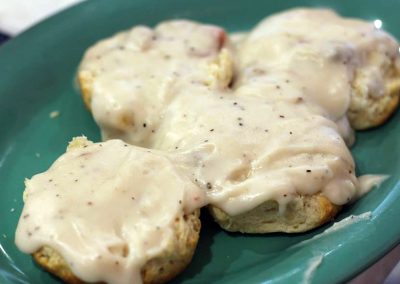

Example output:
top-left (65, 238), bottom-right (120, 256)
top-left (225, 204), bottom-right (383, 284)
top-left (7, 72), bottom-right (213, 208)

top-left (348, 72), bottom-right (400, 129)
top-left (32, 210), bottom-right (201, 284)
top-left (208, 195), bottom-right (340, 233)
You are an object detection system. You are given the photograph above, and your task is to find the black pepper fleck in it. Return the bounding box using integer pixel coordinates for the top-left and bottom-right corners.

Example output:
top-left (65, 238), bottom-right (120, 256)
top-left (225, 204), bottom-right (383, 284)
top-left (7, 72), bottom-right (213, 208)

top-left (143, 123), bottom-right (147, 128)
top-left (210, 129), bottom-right (214, 132)
top-left (206, 182), bottom-right (212, 189)
top-left (279, 115), bottom-right (285, 118)
top-left (204, 140), bottom-right (209, 143)
top-left (87, 201), bottom-right (93, 206)
top-left (239, 122), bottom-right (243, 126)
top-left (233, 102), bottom-right (238, 105)
top-left (306, 170), bottom-right (312, 173)
top-left (253, 68), bottom-right (265, 75)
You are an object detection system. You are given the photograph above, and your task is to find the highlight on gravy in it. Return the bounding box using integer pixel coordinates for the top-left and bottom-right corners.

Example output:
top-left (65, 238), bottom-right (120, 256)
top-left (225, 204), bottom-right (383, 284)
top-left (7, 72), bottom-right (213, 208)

top-left (15, 8), bottom-right (399, 284)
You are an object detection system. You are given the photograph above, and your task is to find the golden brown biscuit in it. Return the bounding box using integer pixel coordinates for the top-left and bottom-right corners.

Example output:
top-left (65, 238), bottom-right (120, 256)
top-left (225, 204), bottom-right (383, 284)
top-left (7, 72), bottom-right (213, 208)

top-left (348, 70), bottom-right (400, 129)
top-left (78, 70), bottom-right (94, 111)
top-left (32, 210), bottom-right (201, 284)
top-left (208, 195), bottom-right (340, 233)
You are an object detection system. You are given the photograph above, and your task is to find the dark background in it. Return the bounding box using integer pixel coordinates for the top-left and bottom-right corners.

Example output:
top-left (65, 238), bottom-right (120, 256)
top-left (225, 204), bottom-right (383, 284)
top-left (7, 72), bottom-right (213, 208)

top-left (0, 33), bottom-right (9, 45)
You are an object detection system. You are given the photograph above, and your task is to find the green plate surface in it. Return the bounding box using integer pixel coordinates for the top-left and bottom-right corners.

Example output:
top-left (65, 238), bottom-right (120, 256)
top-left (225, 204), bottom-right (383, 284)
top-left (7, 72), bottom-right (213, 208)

top-left (0, 0), bottom-right (399, 283)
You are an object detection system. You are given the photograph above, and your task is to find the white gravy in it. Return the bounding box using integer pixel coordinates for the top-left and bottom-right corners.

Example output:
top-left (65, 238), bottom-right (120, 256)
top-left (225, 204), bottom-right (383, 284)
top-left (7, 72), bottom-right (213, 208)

top-left (16, 8), bottom-right (398, 284)
top-left (15, 137), bottom-right (206, 284)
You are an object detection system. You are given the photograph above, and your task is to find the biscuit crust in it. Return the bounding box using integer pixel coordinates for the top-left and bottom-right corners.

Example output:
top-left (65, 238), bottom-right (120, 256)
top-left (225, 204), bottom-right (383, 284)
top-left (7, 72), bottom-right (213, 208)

top-left (32, 210), bottom-right (201, 284)
top-left (208, 195), bottom-right (340, 233)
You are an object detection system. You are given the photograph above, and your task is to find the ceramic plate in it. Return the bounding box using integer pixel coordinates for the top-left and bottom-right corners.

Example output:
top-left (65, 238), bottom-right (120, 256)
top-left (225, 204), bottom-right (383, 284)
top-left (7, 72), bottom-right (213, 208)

top-left (0, 0), bottom-right (399, 283)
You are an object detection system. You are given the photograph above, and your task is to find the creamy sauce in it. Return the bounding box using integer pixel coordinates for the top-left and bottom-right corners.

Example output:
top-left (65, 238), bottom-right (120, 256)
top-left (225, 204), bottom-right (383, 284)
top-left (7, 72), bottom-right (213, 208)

top-left (303, 254), bottom-right (324, 284)
top-left (16, 8), bottom-right (398, 284)
top-left (357, 175), bottom-right (389, 199)
top-left (293, 211), bottom-right (373, 248)
top-left (237, 9), bottom-right (399, 121)
top-left (15, 137), bottom-right (206, 284)
top-left (79, 9), bottom-right (398, 215)
top-left (323, 211), bottom-right (373, 233)
top-left (80, 21), bottom-right (228, 147)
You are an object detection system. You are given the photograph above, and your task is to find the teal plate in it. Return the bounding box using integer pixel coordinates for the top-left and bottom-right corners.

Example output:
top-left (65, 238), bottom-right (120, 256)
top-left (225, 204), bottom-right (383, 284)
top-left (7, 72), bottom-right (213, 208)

top-left (0, 0), bottom-right (399, 283)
